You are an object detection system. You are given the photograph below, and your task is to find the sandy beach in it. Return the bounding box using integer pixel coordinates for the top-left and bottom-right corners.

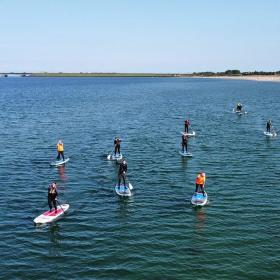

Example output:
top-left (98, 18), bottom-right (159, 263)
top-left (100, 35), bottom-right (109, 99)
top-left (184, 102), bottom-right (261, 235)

top-left (205, 75), bottom-right (280, 82)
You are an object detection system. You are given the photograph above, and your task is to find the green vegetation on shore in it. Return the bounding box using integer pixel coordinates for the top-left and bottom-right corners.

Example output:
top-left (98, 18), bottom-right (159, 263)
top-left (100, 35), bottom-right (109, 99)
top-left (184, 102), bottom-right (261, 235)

top-left (29, 70), bottom-right (280, 77)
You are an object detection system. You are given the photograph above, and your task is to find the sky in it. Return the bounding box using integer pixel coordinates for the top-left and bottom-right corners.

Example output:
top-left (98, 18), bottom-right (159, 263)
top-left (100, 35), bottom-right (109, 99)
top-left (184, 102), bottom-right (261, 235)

top-left (0, 0), bottom-right (279, 73)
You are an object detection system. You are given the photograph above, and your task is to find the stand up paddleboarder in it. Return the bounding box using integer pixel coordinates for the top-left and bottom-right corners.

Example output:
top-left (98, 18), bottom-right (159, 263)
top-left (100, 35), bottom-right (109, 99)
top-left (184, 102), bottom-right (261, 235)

top-left (118, 160), bottom-right (127, 188)
top-left (184, 118), bottom-right (190, 133)
top-left (56, 140), bottom-right (65, 161)
top-left (114, 137), bottom-right (121, 156)
top-left (195, 172), bottom-right (206, 196)
top-left (181, 134), bottom-right (188, 153)
top-left (48, 182), bottom-right (58, 212)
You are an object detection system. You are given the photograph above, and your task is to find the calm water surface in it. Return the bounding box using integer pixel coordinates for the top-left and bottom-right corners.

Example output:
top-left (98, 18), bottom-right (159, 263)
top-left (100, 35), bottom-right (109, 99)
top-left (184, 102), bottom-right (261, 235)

top-left (0, 77), bottom-right (280, 279)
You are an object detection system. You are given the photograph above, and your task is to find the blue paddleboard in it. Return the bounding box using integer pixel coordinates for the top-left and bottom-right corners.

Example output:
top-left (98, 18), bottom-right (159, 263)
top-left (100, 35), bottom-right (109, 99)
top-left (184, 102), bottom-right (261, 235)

top-left (191, 192), bottom-right (208, 206)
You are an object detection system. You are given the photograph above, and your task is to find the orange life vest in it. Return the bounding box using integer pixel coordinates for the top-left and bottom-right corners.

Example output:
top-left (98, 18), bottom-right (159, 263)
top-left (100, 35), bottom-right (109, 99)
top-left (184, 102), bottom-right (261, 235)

top-left (196, 174), bottom-right (205, 185)
top-left (57, 143), bottom-right (64, 152)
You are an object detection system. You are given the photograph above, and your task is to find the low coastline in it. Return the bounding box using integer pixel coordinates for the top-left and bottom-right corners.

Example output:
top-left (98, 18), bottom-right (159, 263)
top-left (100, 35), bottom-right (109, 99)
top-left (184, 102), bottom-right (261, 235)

top-left (198, 75), bottom-right (280, 82)
top-left (1, 73), bottom-right (280, 82)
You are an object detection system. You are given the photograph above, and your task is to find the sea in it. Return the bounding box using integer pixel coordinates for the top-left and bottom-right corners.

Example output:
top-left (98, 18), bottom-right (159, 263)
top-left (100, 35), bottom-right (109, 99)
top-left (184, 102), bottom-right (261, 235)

top-left (0, 77), bottom-right (279, 279)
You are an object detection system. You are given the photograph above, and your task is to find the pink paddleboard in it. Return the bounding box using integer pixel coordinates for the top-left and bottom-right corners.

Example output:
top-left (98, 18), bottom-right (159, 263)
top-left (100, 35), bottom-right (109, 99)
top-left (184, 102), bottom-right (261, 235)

top-left (34, 204), bottom-right (69, 224)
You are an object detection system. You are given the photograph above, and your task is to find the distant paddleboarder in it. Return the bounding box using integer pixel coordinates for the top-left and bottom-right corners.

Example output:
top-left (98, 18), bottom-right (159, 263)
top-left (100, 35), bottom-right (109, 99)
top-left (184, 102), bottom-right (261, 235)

top-left (236, 103), bottom-right (242, 112)
top-left (181, 134), bottom-right (188, 153)
top-left (184, 118), bottom-right (190, 133)
top-left (56, 140), bottom-right (65, 161)
top-left (118, 160), bottom-right (127, 188)
top-left (48, 182), bottom-right (58, 212)
top-left (114, 137), bottom-right (121, 156)
top-left (266, 120), bottom-right (272, 132)
top-left (195, 172), bottom-right (206, 196)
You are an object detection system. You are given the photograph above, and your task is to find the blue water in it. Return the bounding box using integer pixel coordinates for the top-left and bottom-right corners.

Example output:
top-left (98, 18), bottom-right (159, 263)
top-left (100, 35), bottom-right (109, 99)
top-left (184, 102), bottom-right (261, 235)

top-left (0, 77), bottom-right (280, 279)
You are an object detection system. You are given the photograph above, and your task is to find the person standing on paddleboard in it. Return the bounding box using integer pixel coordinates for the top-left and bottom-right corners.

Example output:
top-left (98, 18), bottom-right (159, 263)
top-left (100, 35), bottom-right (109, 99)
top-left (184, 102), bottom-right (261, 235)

top-left (266, 120), bottom-right (272, 132)
top-left (114, 137), bottom-right (121, 156)
top-left (184, 119), bottom-right (190, 133)
top-left (195, 172), bottom-right (206, 196)
top-left (56, 140), bottom-right (65, 161)
top-left (118, 160), bottom-right (127, 188)
top-left (181, 134), bottom-right (188, 153)
top-left (48, 182), bottom-right (58, 212)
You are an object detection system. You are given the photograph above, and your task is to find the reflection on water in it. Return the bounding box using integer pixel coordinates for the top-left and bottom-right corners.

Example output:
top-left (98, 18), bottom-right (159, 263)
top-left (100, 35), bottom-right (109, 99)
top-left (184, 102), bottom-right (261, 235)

top-left (48, 224), bottom-right (61, 256)
top-left (57, 165), bottom-right (67, 182)
top-left (193, 207), bottom-right (206, 232)
top-left (116, 196), bottom-right (134, 220)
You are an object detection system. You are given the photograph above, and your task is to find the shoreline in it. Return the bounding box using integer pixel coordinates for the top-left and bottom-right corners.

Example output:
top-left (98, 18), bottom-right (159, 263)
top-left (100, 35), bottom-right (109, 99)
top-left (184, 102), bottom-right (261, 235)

top-left (1, 73), bottom-right (280, 82)
top-left (195, 75), bottom-right (280, 82)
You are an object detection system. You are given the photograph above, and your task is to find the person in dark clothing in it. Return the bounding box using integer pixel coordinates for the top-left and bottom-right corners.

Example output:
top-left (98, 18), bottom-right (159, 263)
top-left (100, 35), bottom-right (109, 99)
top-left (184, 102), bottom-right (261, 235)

top-left (118, 160), bottom-right (127, 188)
top-left (48, 182), bottom-right (58, 212)
top-left (181, 134), bottom-right (188, 153)
top-left (266, 120), bottom-right (272, 132)
top-left (184, 119), bottom-right (190, 133)
top-left (236, 103), bottom-right (242, 111)
top-left (114, 137), bottom-right (121, 155)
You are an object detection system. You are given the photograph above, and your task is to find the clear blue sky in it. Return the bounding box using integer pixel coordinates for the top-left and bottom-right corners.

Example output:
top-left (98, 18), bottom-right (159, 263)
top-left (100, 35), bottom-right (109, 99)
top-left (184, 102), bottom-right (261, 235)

top-left (0, 0), bottom-right (279, 73)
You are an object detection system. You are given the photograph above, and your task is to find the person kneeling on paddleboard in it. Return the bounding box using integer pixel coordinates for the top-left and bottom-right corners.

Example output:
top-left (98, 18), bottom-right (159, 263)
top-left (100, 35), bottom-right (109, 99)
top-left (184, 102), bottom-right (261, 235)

top-left (195, 172), bottom-right (206, 196)
top-left (184, 119), bottom-right (190, 133)
top-left (56, 140), bottom-right (65, 161)
top-left (114, 137), bottom-right (121, 156)
top-left (118, 160), bottom-right (127, 188)
top-left (48, 182), bottom-right (58, 212)
top-left (266, 120), bottom-right (272, 132)
top-left (181, 134), bottom-right (188, 153)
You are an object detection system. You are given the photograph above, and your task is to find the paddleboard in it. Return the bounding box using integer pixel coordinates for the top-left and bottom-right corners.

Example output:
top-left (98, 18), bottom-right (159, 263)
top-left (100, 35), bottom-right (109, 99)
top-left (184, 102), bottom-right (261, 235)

top-left (181, 131), bottom-right (196, 136)
top-left (233, 109), bottom-right (247, 115)
top-left (264, 131), bottom-right (277, 137)
top-left (50, 158), bottom-right (70, 167)
top-left (34, 204), bottom-right (69, 225)
top-left (115, 183), bottom-right (133, 197)
top-left (179, 151), bottom-right (193, 157)
top-left (107, 153), bottom-right (123, 161)
top-left (191, 192), bottom-right (208, 206)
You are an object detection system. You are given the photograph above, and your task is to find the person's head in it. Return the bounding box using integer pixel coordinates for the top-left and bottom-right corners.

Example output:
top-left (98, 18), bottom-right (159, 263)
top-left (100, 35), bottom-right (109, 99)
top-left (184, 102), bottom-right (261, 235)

top-left (122, 160), bottom-right (126, 165)
top-left (58, 140), bottom-right (62, 144)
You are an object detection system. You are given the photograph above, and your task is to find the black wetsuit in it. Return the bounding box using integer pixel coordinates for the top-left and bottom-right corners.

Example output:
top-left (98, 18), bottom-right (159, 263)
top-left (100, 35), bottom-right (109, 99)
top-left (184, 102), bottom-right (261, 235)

top-left (114, 139), bottom-right (121, 155)
top-left (184, 120), bottom-right (190, 133)
top-left (118, 162), bottom-right (127, 187)
top-left (267, 121), bottom-right (272, 132)
top-left (181, 135), bottom-right (188, 152)
top-left (236, 105), bottom-right (242, 111)
top-left (48, 185), bottom-right (57, 211)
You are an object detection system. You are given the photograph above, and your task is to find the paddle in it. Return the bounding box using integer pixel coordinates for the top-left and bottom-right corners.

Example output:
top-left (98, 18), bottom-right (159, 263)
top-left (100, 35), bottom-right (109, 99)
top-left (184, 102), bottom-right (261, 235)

top-left (56, 199), bottom-right (65, 214)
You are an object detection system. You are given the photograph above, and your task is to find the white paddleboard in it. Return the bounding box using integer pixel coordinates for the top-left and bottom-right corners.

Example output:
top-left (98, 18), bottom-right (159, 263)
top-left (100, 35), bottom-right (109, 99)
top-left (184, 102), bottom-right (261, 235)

top-left (34, 204), bottom-right (69, 225)
top-left (179, 151), bottom-right (193, 157)
top-left (191, 192), bottom-right (208, 206)
top-left (50, 157), bottom-right (70, 167)
top-left (181, 131), bottom-right (196, 136)
top-left (107, 153), bottom-right (123, 161)
top-left (115, 183), bottom-right (133, 197)
top-left (233, 109), bottom-right (247, 115)
top-left (264, 131), bottom-right (277, 137)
